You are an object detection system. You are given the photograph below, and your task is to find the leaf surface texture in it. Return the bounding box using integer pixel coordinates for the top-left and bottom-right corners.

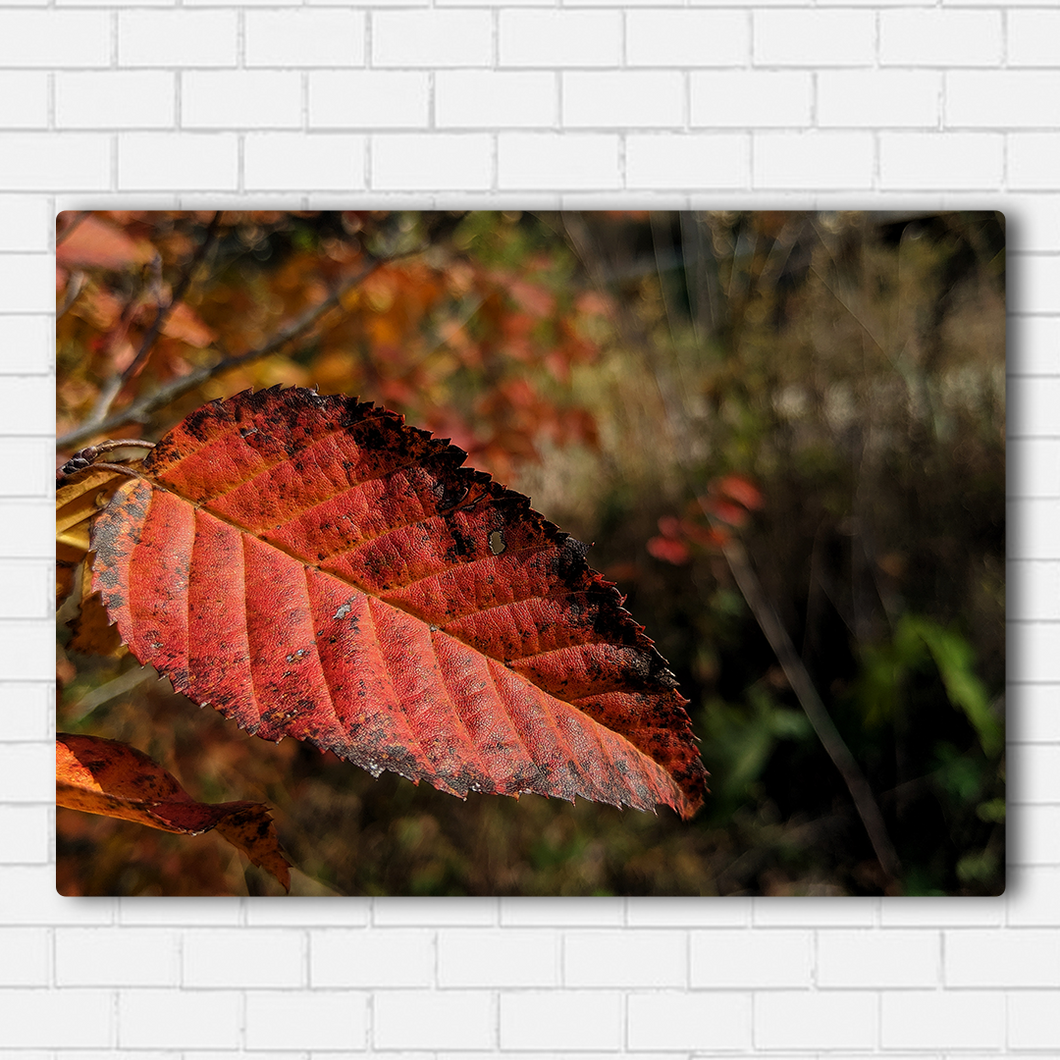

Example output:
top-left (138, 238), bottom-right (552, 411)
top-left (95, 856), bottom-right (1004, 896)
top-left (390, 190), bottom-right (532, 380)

top-left (90, 387), bottom-right (708, 817)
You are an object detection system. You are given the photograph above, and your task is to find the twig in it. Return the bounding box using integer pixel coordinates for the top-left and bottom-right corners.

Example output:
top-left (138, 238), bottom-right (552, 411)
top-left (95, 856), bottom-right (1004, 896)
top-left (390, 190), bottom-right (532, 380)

top-left (80, 214), bottom-right (223, 438)
top-left (57, 255), bottom-right (385, 451)
top-left (57, 271), bottom-right (87, 320)
top-left (720, 537), bottom-right (902, 886)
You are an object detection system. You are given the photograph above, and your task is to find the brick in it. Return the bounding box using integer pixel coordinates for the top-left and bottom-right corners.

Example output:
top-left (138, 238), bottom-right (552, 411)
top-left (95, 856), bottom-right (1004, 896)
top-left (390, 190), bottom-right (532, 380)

top-left (1011, 253), bottom-right (1060, 315)
top-left (691, 72), bottom-right (812, 128)
top-left (1010, 990), bottom-right (1060, 1049)
top-left (0, 72), bottom-right (48, 129)
top-left (118, 896), bottom-right (240, 925)
top-left (564, 929), bottom-right (685, 987)
top-left (1008, 866), bottom-right (1060, 925)
top-left (0, 313), bottom-right (53, 369)
top-left (500, 991), bottom-right (622, 1050)
top-left (0, 254), bottom-right (55, 313)
top-left (1010, 134), bottom-right (1060, 191)
top-left (1013, 805), bottom-right (1060, 864)
top-left (946, 928), bottom-right (1060, 986)
top-left (374, 990), bottom-right (492, 1050)
top-left (691, 928), bottom-right (811, 987)
top-left (0, 134), bottom-right (111, 192)
top-left (563, 72), bottom-right (683, 128)
top-left (312, 928), bottom-right (433, 987)
top-left (948, 72), bottom-right (1060, 128)
top-left (754, 132), bottom-right (874, 190)
top-left (0, 927), bottom-right (48, 984)
top-left (628, 991), bottom-right (752, 1051)
top-left (1011, 733), bottom-right (1053, 789)
top-left (0, 806), bottom-right (49, 864)
top-left (0, 10), bottom-right (109, 67)
top-left (0, 199), bottom-right (50, 250)
top-left (627, 10), bottom-right (748, 67)
top-left (372, 134), bottom-right (492, 191)
top-left (56, 72), bottom-right (175, 130)
top-left (0, 621), bottom-right (54, 681)
top-left (880, 133), bottom-right (1003, 190)
top-left (118, 133), bottom-right (238, 191)
top-left (245, 134), bottom-right (366, 191)
top-left (311, 71), bottom-right (429, 129)
top-left (818, 71), bottom-right (940, 128)
top-left (1008, 378), bottom-right (1060, 441)
top-left (1005, 192), bottom-right (1060, 253)
top-left (373, 10), bottom-right (492, 68)
top-left (0, 742), bottom-right (52, 802)
top-left (1009, 683), bottom-right (1060, 743)
top-left (499, 10), bottom-right (622, 67)
top-left (881, 991), bottom-right (1004, 1049)
top-left (881, 10), bottom-right (1001, 67)
top-left (627, 897), bottom-right (751, 927)
top-left (436, 71), bottom-right (555, 129)
top-left (757, 991), bottom-right (876, 1049)
top-left (246, 9), bottom-right (365, 68)
top-left (818, 929), bottom-right (939, 987)
top-left (0, 500), bottom-right (55, 559)
top-left (250, 993), bottom-right (366, 1054)
top-left (438, 928), bottom-right (557, 987)
top-left (626, 133), bottom-right (748, 190)
top-left (0, 989), bottom-right (111, 1047)
top-left (500, 896), bottom-right (623, 926)
top-left (1009, 9), bottom-right (1060, 67)
top-left (1009, 316), bottom-right (1060, 377)
top-left (0, 682), bottom-right (52, 740)
top-left (16, 865), bottom-right (111, 922)
top-left (182, 71), bottom-right (301, 129)
top-left (119, 990), bottom-right (241, 1049)
top-left (498, 133), bottom-right (620, 190)
top-left (373, 896), bottom-right (495, 926)
top-left (0, 560), bottom-right (49, 618)
top-left (1010, 561), bottom-right (1060, 621)
top-left (752, 897), bottom-right (877, 927)
top-left (1011, 625), bottom-right (1060, 685)
top-left (246, 897), bottom-right (369, 926)
top-left (754, 10), bottom-right (874, 66)
top-left (57, 928), bottom-right (179, 986)
top-left (184, 928), bottom-right (304, 987)
top-left (118, 10), bottom-right (238, 68)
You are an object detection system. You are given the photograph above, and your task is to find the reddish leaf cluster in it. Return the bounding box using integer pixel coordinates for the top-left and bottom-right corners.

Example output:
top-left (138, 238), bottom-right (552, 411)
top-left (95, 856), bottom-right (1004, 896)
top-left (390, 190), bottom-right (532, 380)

top-left (648, 475), bottom-right (764, 566)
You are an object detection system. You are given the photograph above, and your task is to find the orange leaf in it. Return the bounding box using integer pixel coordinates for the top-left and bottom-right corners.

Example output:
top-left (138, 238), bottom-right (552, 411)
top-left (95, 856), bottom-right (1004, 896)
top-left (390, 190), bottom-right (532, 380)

top-left (56, 733), bottom-right (291, 891)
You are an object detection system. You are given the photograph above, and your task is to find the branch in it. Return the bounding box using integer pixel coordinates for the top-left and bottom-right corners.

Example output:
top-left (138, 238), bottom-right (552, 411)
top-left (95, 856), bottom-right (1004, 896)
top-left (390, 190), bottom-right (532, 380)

top-left (57, 256), bottom-right (384, 452)
top-left (74, 215), bottom-right (222, 442)
top-left (720, 537), bottom-right (902, 886)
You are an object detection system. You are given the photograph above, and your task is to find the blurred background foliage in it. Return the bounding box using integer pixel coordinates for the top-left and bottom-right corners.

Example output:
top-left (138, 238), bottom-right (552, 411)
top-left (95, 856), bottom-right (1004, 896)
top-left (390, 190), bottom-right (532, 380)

top-left (56, 209), bottom-right (1005, 896)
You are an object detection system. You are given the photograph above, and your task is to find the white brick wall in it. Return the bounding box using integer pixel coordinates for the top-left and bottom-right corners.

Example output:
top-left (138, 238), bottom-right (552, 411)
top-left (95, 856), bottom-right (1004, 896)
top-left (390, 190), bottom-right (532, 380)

top-left (2, 0), bottom-right (1056, 1053)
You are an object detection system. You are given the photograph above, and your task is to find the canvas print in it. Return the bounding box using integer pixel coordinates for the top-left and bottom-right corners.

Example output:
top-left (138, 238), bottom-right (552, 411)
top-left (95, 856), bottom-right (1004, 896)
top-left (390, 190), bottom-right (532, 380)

top-left (56, 210), bottom-right (1005, 897)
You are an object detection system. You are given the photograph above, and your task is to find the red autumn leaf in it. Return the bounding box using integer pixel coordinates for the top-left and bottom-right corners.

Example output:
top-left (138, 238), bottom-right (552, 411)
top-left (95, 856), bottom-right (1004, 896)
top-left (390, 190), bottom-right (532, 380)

top-left (56, 733), bottom-right (291, 891)
top-left (56, 214), bottom-right (154, 272)
top-left (702, 497), bottom-right (750, 528)
top-left (713, 474), bottom-right (764, 512)
top-left (86, 387), bottom-right (708, 818)
top-left (647, 535), bottom-right (692, 565)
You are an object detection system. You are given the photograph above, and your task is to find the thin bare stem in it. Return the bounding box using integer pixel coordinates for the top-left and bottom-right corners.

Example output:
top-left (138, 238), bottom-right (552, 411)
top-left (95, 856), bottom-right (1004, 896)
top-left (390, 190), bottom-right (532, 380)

top-left (70, 215), bottom-right (222, 444)
top-left (720, 537), bottom-right (902, 886)
top-left (57, 255), bottom-right (385, 452)
top-left (57, 271), bottom-right (86, 320)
